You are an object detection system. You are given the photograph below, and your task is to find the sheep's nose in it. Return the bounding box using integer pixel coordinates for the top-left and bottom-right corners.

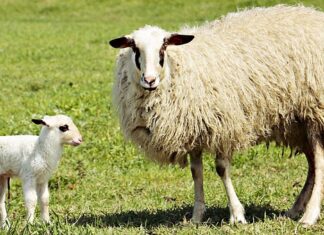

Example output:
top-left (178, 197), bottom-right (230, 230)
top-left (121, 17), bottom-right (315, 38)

top-left (144, 76), bottom-right (156, 85)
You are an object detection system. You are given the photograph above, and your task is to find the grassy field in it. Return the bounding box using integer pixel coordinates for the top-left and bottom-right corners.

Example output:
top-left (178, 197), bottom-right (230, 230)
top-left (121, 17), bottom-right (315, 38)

top-left (0, 0), bottom-right (324, 234)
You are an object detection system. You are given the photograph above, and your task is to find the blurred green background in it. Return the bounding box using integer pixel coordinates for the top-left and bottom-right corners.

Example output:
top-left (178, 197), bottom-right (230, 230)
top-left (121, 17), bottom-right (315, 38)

top-left (0, 0), bottom-right (323, 234)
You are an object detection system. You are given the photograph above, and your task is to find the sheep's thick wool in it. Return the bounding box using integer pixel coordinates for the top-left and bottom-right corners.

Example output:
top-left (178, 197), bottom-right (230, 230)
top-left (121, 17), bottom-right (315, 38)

top-left (113, 5), bottom-right (324, 166)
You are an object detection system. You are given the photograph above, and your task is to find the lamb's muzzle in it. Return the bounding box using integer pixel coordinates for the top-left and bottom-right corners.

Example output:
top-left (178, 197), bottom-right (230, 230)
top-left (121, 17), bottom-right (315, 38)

top-left (71, 137), bottom-right (82, 146)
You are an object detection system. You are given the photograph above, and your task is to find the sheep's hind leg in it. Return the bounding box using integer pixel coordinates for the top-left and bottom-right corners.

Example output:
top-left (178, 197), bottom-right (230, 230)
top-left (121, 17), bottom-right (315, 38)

top-left (0, 176), bottom-right (8, 228)
top-left (37, 182), bottom-right (50, 223)
top-left (286, 147), bottom-right (315, 219)
top-left (190, 150), bottom-right (206, 223)
top-left (216, 155), bottom-right (247, 224)
top-left (299, 141), bottom-right (324, 226)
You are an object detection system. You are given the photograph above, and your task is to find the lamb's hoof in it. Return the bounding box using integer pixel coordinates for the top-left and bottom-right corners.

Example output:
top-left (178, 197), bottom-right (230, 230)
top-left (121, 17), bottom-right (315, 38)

top-left (1, 219), bottom-right (10, 229)
top-left (43, 219), bottom-right (51, 225)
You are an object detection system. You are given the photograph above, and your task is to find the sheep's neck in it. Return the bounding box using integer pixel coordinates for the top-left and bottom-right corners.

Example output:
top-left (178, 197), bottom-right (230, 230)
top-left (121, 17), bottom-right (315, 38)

top-left (35, 131), bottom-right (63, 172)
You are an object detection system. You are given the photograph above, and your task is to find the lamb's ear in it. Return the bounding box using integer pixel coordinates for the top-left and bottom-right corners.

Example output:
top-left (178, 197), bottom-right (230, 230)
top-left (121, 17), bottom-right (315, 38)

top-left (165, 34), bottom-right (194, 46)
top-left (109, 36), bottom-right (135, 48)
top-left (32, 119), bottom-right (48, 126)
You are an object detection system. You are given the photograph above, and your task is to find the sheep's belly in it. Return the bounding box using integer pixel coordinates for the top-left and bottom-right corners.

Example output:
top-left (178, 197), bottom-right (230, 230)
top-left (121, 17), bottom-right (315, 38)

top-left (0, 170), bottom-right (16, 178)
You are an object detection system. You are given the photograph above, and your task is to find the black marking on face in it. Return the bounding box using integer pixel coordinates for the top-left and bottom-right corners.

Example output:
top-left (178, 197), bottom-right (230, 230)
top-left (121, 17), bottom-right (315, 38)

top-left (132, 46), bottom-right (141, 70)
top-left (159, 39), bottom-right (168, 67)
top-left (59, 124), bottom-right (69, 132)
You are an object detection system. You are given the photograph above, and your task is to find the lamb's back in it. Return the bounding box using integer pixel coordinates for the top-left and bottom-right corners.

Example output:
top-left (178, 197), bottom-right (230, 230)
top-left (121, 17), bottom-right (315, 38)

top-left (0, 135), bottom-right (38, 176)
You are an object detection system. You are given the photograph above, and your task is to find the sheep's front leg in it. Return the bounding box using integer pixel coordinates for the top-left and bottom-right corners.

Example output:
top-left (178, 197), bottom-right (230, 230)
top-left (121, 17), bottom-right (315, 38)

top-left (23, 180), bottom-right (37, 223)
top-left (299, 142), bottom-right (324, 226)
top-left (216, 155), bottom-right (246, 224)
top-left (0, 177), bottom-right (8, 228)
top-left (190, 150), bottom-right (205, 223)
top-left (37, 182), bottom-right (50, 223)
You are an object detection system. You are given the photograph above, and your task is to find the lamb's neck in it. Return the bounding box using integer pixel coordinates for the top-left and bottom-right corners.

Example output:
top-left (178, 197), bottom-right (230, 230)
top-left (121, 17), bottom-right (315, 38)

top-left (35, 131), bottom-right (63, 170)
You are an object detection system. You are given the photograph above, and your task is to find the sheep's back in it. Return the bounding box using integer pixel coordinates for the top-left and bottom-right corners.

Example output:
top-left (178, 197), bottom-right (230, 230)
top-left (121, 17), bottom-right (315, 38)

top-left (169, 5), bottom-right (324, 153)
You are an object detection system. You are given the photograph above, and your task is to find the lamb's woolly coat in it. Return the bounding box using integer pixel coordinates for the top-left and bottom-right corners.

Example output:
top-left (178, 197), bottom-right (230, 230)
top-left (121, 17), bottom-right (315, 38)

top-left (113, 5), bottom-right (324, 166)
top-left (0, 135), bottom-right (62, 182)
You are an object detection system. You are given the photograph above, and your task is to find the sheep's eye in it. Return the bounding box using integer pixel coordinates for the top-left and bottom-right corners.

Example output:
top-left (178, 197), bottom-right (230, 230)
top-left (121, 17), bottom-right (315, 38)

top-left (59, 124), bottom-right (69, 132)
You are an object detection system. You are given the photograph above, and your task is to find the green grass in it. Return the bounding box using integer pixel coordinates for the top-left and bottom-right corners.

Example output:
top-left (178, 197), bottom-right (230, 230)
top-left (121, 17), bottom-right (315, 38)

top-left (0, 0), bottom-right (323, 234)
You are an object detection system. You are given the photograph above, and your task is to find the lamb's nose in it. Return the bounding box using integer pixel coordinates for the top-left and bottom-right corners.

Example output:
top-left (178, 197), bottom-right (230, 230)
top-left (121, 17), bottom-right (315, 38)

top-left (144, 76), bottom-right (156, 85)
top-left (73, 137), bottom-right (83, 145)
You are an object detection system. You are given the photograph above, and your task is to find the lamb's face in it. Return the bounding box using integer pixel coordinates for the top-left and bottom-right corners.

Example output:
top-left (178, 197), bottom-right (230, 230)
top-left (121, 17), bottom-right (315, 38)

top-left (32, 115), bottom-right (83, 146)
top-left (110, 26), bottom-right (194, 91)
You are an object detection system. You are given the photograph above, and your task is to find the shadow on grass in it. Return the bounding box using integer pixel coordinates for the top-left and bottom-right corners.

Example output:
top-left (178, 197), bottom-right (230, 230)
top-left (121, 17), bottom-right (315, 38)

top-left (68, 204), bottom-right (283, 228)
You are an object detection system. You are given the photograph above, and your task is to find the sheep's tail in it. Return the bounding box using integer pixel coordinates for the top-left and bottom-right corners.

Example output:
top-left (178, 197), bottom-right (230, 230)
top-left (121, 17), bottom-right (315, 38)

top-left (7, 177), bottom-right (10, 202)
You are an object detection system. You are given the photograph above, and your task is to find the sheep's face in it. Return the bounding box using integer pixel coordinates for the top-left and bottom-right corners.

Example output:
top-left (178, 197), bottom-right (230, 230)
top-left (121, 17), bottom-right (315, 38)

top-left (110, 26), bottom-right (194, 91)
top-left (32, 115), bottom-right (83, 146)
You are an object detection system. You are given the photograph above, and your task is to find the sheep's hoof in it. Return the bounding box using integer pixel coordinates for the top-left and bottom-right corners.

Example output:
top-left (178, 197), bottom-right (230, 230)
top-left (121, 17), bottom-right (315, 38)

top-left (299, 216), bottom-right (317, 227)
top-left (191, 215), bottom-right (203, 224)
top-left (298, 208), bottom-right (319, 227)
top-left (285, 208), bottom-right (301, 220)
top-left (230, 215), bottom-right (247, 224)
top-left (191, 202), bottom-right (206, 224)
top-left (229, 205), bottom-right (247, 224)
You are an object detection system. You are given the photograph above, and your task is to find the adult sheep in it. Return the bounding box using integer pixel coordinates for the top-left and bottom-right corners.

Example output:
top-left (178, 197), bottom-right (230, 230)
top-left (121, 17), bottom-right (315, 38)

top-left (109, 5), bottom-right (324, 226)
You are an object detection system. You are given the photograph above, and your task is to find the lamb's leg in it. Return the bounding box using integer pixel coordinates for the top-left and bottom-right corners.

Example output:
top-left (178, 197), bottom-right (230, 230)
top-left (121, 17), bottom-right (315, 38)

top-left (36, 182), bottom-right (50, 223)
top-left (216, 155), bottom-right (247, 224)
top-left (299, 141), bottom-right (324, 226)
top-left (0, 176), bottom-right (8, 228)
top-left (190, 150), bottom-right (205, 223)
top-left (286, 147), bottom-right (315, 219)
top-left (23, 180), bottom-right (37, 223)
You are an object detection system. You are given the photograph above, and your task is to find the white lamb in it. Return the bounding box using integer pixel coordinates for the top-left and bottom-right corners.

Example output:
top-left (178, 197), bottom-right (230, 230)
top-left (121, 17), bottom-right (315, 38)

top-left (0, 114), bottom-right (82, 227)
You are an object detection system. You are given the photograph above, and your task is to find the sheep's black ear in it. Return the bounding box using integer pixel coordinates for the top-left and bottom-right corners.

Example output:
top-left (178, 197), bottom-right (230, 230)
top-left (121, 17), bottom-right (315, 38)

top-left (166, 34), bottom-right (194, 46)
top-left (109, 37), bottom-right (135, 48)
top-left (32, 119), bottom-right (47, 126)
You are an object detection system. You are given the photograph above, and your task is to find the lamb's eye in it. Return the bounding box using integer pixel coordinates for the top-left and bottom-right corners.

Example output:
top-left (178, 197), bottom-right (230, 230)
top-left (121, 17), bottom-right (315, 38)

top-left (59, 124), bottom-right (69, 132)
